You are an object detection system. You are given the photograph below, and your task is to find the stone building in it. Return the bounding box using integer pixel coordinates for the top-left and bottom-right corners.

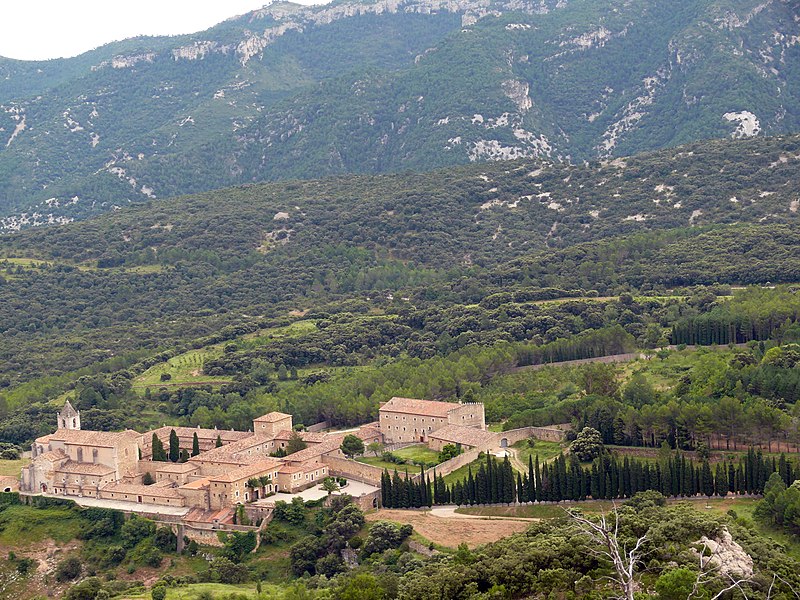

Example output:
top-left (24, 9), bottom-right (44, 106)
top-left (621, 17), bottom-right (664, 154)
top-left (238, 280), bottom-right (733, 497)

top-left (378, 397), bottom-right (485, 444)
top-left (23, 403), bottom-right (141, 496)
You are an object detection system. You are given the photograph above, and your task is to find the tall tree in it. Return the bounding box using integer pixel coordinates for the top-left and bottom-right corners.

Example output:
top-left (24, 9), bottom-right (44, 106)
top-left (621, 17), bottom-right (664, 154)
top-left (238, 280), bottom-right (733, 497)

top-left (168, 429), bottom-right (180, 463)
top-left (151, 433), bottom-right (167, 462)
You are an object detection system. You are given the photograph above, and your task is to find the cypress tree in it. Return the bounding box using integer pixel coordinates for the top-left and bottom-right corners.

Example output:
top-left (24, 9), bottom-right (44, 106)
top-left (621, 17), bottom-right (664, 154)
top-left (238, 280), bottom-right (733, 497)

top-left (714, 463), bottom-right (728, 497)
top-left (590, 462), bottom-right (600, 499)
top-left (503, 456), bottom-right (515, 504)
top-left (151, 433), bottom-right (167, 461)
top-left (425, 474), bottom-right (433, 507)
top-left (463, 467), bottom-right (471, 504)
top-left (477, 464), bottom-right (488, 504)
top-left (168, 429), bottom-right (180, 463)
top-left (701, 461), bottom-right (714, 497)
top-left (528, 455), bottom-right (535, 503)
top-left (534, 456), bottom-right (542, 502)
top-left (381, 470), bottom-right (390, 507)
top-left (192, 432), bottom-right (200, 457)
top-left (392, 470), bottom-right (402, 508)
top-left (215, 434), bottom-right (223, 448)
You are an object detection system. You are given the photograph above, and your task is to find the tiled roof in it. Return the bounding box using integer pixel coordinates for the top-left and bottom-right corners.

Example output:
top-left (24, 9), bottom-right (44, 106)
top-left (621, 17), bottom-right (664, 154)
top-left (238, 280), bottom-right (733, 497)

top-left (153, 462), bottom-right (200, 473)
top-left (145, 427), bottom-right (250, 442)
top-left (278, 464), bottom-right (305, 474)
top-left (273, 430), bottom-right (327, 443)
top-left (284, 437), bottom-right (342, 463)
top-left (188, 435), bottom-right (271, 465)
top-left (208, 459), bottom-right (281, 484)
top-left (379, 397), bottom-right (461, 418)
top-left (428, 425), bottom-right (496, 448)
top-left (48, 429), bottom-right (140, 448)
top-left (356, 426), bottom-right (382, 440)
top-left (180, 478), bottom-right (210, 490)
top-left (254, 412), bottom-right (292, 423)
top-left (56, 461), bottom-right (115, 476)
top-left (301, 431), bottom-right (328, 443)
top-left (101, 482), bottom-right (183, 498)
top-left (34, 449), bottom-right (67, 463)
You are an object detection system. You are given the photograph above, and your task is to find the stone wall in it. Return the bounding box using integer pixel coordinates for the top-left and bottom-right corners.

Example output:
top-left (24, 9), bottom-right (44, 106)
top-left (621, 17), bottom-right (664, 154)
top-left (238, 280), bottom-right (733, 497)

top-left (431, 446), bottom-right (483, 478)
top-left (322, 455), bottom-right (387, 486)
top-left (307, 421), bottom-right (329, 433)
top-left (498, 425), bottom-right (570, 445)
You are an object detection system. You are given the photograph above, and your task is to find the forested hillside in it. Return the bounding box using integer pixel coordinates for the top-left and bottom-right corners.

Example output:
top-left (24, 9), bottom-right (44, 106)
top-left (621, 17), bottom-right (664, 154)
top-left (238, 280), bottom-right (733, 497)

top-left (0, 134), bottom-right (798, 390)
top-left (1, 0), bottom-right (798, 226)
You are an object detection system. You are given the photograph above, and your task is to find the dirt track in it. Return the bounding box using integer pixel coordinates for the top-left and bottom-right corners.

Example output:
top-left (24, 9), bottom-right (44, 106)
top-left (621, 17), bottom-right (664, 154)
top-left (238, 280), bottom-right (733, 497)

top-left (366, 509), bottom-right (530, 549)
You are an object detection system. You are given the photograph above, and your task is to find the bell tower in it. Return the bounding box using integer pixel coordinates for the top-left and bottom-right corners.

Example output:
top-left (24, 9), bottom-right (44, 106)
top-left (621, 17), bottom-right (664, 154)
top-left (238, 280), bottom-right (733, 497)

top-left (57, 400), bottom-right (81, 430)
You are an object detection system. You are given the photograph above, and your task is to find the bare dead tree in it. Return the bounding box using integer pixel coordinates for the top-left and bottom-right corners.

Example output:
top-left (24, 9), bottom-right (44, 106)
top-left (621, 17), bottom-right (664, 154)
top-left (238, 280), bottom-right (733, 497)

top-left (565, 506), bottom-right (648, 600)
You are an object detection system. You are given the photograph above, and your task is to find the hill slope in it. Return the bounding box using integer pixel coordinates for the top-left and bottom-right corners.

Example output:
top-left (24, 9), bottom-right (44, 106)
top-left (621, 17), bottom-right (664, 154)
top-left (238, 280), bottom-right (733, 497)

top-left (0, 133), bottom-right (798, 384)
top-left (1, 0), bottom-right (798, 226)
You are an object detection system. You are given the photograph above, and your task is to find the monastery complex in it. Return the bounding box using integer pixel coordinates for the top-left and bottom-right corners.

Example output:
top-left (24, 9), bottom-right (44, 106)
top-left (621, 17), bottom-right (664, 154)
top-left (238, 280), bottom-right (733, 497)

top-left (19, 397), bottom-right (493, 518)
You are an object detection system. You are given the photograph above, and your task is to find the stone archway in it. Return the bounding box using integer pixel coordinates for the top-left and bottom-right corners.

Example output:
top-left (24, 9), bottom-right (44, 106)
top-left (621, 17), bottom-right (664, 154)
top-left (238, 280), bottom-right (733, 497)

top-left (40, 483), bottom-right (48, 493)
top-left (500, 438), bottom-right (508, 449)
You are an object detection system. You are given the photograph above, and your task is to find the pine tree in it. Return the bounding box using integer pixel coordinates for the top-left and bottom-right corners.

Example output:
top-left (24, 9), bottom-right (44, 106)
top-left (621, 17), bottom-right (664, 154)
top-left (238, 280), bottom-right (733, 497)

top-left (192, 432), bottom-right (200, 457)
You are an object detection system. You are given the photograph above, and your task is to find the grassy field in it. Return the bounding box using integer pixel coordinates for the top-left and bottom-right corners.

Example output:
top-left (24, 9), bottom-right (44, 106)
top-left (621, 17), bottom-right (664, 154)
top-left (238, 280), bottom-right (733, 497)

top-left (0, 459), bottom-right (28, 477)
top-left (512, 440), bottom-right (564, 466)
top-left (442, 457), bottom-right (486, 486)
top-left (0, 505), bottom-right (83, 546)
top-left (132, 320), bottom-right (321, 391)
top-left (359, 444), bottom-right (443, 471)
top-left (133, 348), bottom-right (229, 388)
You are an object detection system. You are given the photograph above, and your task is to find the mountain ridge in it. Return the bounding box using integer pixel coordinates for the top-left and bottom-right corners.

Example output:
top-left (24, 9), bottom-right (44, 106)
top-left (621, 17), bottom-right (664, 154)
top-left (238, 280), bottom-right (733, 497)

top-left (0, 0), bottom-right (798, 229)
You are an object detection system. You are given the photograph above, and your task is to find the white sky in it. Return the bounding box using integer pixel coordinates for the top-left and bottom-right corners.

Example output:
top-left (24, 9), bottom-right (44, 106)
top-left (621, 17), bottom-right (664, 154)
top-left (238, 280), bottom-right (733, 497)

top-left (0, 1), bottom-right (326, 61)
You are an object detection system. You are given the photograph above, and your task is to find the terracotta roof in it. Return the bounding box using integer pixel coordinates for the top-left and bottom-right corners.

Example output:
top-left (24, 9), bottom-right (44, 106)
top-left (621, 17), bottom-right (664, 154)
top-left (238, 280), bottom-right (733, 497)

top-left (188, 435), bottom-right (271, 466)
top-left (379, 397), bottom-right (462, 418)
top-left (34, 434), bottom-right (54, 445)
top-left (48, 429), bottom-right (140, 448)
top-left (254, 412), bottom-right (292, 423)
top-left (101, 482), bottom-right (183, 499)
top-left (179, 478), bottom-right (210, 490)
top-left (154, 462), bottom-right (200, 473)
top-left (56, 461), bottom-right (115, 476)
top-left (278, 464), bottom-right (305, 474)
top-left (145, 427), bottom-right (250, 442)
top-left (356, 426), bottom-right (382, 440)
top-left (428, 425), bottom-right (496, 448)
top-left (208, 459), bottom-right (281, 484)
top-left (34, 449), bottom-right (67, 463)
top-left (284, 437), bottom-right (342, 463)
top-left (273, 430), bottom-right (327, 444)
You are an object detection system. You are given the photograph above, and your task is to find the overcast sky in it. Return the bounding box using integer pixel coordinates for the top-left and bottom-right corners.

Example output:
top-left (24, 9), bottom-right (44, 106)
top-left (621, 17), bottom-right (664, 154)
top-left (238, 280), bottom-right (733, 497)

top-left (1, 1), bottom-right (326, 61)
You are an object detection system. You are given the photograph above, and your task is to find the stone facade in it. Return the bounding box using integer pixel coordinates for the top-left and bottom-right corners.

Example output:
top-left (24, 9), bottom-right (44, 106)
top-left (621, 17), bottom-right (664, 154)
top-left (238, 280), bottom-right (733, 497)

top-left (379, 397), bottom-right (485, 444)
